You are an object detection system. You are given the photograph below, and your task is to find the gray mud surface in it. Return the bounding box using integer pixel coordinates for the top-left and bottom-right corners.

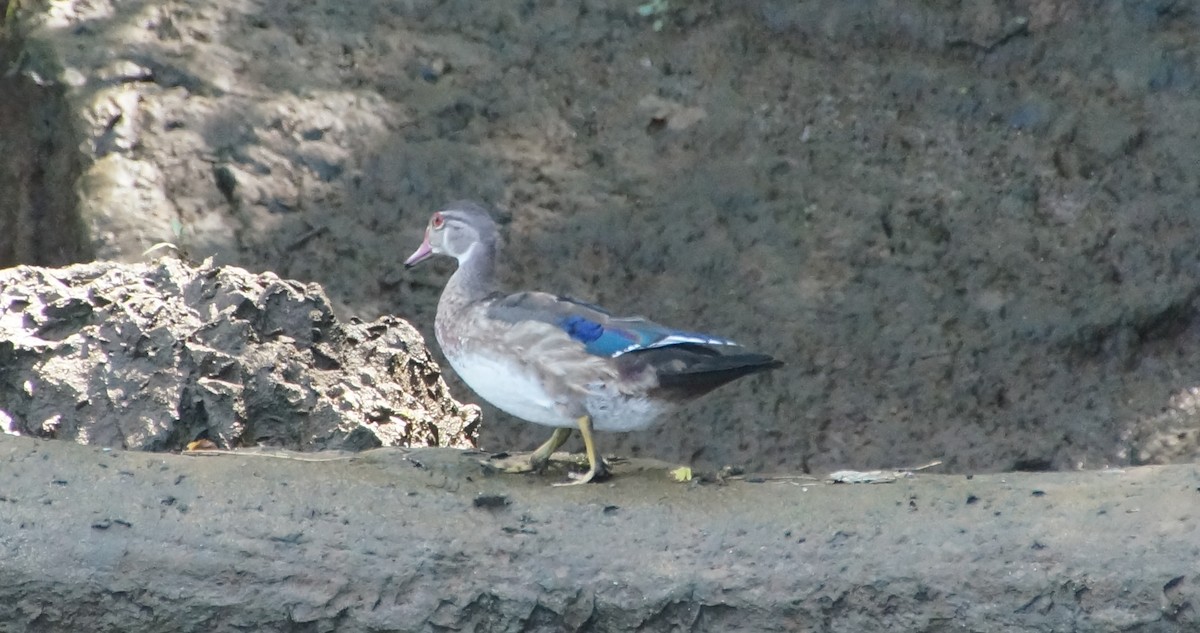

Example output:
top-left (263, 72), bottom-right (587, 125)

top-left (4, 1), bottom-right (1200, 474)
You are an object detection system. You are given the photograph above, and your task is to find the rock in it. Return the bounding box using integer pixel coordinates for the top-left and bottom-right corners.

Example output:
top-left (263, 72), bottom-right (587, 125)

top-left (0, 259), bottom-right (479, 451)
top-left (637, 95), bottom-right (707, 132)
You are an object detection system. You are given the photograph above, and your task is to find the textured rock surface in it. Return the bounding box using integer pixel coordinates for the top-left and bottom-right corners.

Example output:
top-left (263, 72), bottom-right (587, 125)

top-left (1, 434), bottom-right (1197, 633)
top-left (0, 259), bottom-right (478, 451)
top-left (2, 1), bottom-right (1200, 475)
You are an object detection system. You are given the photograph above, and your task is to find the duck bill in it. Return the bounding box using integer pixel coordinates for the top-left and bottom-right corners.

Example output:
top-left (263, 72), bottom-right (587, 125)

top-left (404, 233), bottom-right (434, 267)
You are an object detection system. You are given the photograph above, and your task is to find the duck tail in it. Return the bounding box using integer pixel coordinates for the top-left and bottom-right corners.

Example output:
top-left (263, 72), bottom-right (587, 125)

top-left (621, 345), bottom-right (782, 401)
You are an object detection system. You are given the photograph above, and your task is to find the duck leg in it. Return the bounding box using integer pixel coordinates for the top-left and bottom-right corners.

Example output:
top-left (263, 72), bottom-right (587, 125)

top-left (529, 427), bottom-right (573, 471)
top-left (496, 428), bottom-right (571, 474)
top-left (553, 414), bottom-right (609, 486)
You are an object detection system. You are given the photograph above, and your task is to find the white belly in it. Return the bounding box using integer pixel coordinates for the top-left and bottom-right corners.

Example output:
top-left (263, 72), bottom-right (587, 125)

top-left (445, 351), bottom-right (676, 432)
top-left (447, 352), bottom-right (576, 427)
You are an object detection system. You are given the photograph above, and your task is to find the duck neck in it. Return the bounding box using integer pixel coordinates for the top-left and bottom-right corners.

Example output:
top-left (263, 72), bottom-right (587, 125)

top-left (442, 240), bottom-right (498, 311)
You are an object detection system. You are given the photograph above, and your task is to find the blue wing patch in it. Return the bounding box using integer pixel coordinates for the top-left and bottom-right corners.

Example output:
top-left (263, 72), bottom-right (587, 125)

top-left (560, 315), bottom-right (639, 356)
top-left (488, 292), bottom-right (742, 358)
top-left (561, 315), bottom-right (603, 342)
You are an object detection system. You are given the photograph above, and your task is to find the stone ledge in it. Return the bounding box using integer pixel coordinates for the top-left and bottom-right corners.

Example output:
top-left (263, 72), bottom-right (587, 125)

top-left (0, 435), bottom-right (1196, 632)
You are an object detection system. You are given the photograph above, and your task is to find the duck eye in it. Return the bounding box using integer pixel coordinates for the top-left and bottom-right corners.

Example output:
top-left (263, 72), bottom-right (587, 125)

top-left (431, 213), bottom-right (445, 229)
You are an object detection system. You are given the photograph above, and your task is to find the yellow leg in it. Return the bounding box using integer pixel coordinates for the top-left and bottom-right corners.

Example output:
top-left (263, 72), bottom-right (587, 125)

top-left (529, 427), bottom-right (573, 471)
top-left (553, 415), bottom-right (609, 486)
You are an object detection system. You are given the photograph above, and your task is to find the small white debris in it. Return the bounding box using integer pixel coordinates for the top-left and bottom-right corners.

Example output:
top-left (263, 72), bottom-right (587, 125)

top-left (0, 410), bottom-right (19, 436)
top-left (828, 470), bottom-right (900, 484)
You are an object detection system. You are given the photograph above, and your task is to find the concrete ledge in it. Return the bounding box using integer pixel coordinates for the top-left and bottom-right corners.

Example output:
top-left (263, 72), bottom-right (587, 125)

top-left (1, 435), bottom-right (1195, 632)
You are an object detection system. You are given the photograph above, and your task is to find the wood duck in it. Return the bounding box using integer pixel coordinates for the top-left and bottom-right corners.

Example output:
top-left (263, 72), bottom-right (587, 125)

top-left (405, 201), bottom-right (782, 485)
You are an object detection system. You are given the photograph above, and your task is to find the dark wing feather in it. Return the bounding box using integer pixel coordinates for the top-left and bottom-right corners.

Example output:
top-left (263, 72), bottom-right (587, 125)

top-left (617, 344), bottom-right (783, 401)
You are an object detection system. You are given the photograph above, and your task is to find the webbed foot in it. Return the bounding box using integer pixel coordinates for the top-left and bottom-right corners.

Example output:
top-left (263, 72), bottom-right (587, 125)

top-left (553, 458), bottom-right (611, 486)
